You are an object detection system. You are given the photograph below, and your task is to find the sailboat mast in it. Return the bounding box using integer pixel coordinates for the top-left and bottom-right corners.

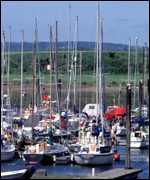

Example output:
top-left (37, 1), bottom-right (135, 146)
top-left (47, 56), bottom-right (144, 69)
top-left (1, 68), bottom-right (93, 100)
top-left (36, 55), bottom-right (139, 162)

top-left (99, 10), bottom-right (104, 139)
top-left (133, 37), bottom-right (138, 108)
top-left (118, 84), bottom-right (122, 106)
top-left (7, 26), bottom-right (11, 105)
top-left (96, 3), bottom-right (100, 123)
top-left (35, 17), bottom-right (42, 107)
top-left (67, 4), bottom-right (71, 87)
top-left (79, 51), bottom-right (82, 115)
top-left (73, 16), bottom-right (78, 113)
top-left (20, 30), bottom-right (24, 117)
top-left (32, 19), bottom-right (37, 138)
top-left (143, 43), bottom-right (147, 102)
top-left (1, 31), bottom-right (5, 127)
top-left (49, 25), bottom-right (53, 116)
top-left (128, 38), bottom-right (131, 84)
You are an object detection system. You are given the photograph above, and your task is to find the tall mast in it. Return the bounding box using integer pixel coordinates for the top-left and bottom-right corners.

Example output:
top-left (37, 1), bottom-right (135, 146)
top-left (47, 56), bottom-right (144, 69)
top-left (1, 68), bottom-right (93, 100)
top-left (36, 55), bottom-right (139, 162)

top-left (6, 26), bottom-right (11, 125)
top-left (1, 31), bottom-right (5, 128)
top-left (32, 19), bottom-right (37, 139)
top-left (66, 60), bottom-right (73, 113)
top-left (73, 16), bottom-right (78, 113)
top-left (54, 21), bottom-right (60, 114)
top-left (99, 5), bottom-right (104, 140)
top-left (49, 25), bottom-right (53, 116)
top-left (133, 37), bottom-right (138, 108)
top-left (96, 2), bottom-right (100, 123)
top-left (143, 43), bottom-right (147, 102)
top-left (67, 4), bottom-right (71, 89)
top-left (20, 30), bottom-right (24, 117)
top-left (118, 84), bottom-right (122, 106)
top-left (7, 26), bottom-right (11, 105)
top-left (128, 38), bottom-right (131, 84)
top-left (79, 51), bottom-right (82, 115)
top-left (35, 17), bottom-right (42, 107)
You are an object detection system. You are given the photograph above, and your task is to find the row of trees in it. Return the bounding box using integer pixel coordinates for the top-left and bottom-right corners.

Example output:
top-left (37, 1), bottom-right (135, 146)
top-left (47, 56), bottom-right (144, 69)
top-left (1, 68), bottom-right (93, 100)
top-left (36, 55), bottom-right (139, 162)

top-left (9, 51), bottom-right (149, 75)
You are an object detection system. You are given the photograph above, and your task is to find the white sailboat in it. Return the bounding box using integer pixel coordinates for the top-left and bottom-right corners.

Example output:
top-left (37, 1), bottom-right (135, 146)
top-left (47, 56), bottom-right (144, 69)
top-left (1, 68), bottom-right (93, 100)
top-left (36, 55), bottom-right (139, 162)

top-left (23, 18), bottom-right (44, 164)
top-left (74, 2), bottom-right (113, 165)
top-left (1, 30), bottom-right (15, 162)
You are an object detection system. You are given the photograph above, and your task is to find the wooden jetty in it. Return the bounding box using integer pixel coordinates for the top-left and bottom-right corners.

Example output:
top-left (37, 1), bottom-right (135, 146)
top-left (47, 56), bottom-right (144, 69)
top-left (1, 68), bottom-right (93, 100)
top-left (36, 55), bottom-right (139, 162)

top-left (31, 168), bottom-right (142, 179)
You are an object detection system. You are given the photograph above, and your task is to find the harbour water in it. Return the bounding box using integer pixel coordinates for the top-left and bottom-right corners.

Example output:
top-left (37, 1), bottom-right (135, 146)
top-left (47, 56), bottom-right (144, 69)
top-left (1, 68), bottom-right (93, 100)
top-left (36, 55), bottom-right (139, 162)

top-left (1, 146), bottom-right (149, 179)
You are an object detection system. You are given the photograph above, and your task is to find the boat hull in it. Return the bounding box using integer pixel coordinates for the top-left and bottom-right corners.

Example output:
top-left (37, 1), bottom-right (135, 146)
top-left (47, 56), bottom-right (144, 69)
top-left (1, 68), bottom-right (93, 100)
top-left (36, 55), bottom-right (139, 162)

top-left (53, 155), bottom-right (71, 164)
top-left (130, 140), bottom-right (148, 148)
top-left (1, 169), bottom-right (27, 179)
top-left (1, 147), bottom-right (15, 161)
top-left (23, 153), bottom-right (43, 164)
top-left (74, 152), bottom-right (113, 165)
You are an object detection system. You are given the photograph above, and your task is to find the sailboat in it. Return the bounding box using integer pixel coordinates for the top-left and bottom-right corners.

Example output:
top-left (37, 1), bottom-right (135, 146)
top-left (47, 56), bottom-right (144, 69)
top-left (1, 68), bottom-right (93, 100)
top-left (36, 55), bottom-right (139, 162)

top-left (1, 29), bottom-right (15, 161)
top-left (129, 39), bottom-right (149, 148)
top-left (74, 2), bottom-right (113, 165)
top-left (23, 18), bottom-right (45, 164)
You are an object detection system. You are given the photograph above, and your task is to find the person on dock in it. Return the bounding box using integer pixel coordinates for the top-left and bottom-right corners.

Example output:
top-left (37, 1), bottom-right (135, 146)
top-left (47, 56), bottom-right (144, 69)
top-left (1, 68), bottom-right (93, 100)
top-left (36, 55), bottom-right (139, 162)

top-left (111, 123), bottom-right (117, 147)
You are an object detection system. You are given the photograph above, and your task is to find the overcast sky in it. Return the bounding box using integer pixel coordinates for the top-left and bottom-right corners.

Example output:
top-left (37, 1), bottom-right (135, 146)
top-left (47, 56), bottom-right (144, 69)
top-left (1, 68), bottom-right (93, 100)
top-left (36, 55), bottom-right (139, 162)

top-left (1, 1), bottom-right (149, 45)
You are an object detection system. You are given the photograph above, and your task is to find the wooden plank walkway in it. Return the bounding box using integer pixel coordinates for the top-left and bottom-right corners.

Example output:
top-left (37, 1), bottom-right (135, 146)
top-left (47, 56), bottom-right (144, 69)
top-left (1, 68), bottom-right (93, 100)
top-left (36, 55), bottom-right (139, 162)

top-left (31, 168), bottom-right (142, 179)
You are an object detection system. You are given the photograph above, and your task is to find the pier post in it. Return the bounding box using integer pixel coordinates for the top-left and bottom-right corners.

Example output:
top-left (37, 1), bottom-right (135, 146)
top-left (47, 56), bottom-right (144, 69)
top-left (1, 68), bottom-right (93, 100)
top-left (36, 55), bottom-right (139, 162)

top-left (125, 84), bottom-right (132, 169)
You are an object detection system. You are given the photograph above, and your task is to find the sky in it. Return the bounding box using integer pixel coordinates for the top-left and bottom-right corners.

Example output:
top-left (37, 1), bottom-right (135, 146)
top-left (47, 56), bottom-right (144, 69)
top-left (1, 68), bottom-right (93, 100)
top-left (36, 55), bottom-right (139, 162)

top-left (1, 1), bottom-right (149, 45)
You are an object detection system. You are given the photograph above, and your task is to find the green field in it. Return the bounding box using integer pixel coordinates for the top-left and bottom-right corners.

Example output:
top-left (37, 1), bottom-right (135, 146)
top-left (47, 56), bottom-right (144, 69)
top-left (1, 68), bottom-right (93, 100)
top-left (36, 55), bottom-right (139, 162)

top-left (3, 50), bottom-right (149, 86)
top-left (4, 72), bottom-right (145, 86)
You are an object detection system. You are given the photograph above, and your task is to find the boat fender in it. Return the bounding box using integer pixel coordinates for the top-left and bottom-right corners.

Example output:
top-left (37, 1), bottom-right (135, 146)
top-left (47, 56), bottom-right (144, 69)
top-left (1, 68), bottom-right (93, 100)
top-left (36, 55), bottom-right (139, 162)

top-left (113, 150), bottom-right (120, 161)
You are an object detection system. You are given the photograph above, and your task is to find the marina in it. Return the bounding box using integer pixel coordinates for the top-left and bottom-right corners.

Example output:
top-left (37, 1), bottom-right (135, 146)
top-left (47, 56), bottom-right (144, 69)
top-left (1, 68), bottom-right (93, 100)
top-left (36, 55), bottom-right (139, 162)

top-left (1, 1), bottom-right (149, 179)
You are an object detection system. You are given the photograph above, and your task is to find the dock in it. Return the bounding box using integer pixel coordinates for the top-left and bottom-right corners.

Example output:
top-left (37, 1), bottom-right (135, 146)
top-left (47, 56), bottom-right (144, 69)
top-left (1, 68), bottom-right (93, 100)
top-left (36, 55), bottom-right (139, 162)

top-left (31, 168), bottom-right (142, 179)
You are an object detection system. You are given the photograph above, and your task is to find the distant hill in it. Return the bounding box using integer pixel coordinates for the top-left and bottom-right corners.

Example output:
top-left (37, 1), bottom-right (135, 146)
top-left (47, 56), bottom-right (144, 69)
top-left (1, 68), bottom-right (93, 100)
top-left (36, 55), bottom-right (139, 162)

top-left (5, 41), bottom-right (131, 52)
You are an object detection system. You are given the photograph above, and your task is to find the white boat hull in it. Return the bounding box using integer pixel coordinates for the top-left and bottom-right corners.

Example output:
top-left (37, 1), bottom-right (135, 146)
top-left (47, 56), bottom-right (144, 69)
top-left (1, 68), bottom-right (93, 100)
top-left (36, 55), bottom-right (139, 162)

top-left (53, 155), bottom-right (71, 164)
top-left (130, 140), bottom-right (148, 148)
top-left (1, 145), bottom-right (15, 161)
top-left (74, 152), bottom-right (113, 165)
top-left (130, 131), bottom-right (148, 149)
top-left (1, 169), bottom-right (27, 179)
